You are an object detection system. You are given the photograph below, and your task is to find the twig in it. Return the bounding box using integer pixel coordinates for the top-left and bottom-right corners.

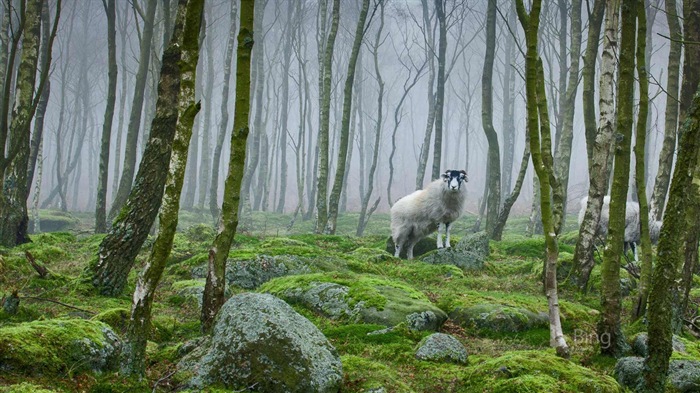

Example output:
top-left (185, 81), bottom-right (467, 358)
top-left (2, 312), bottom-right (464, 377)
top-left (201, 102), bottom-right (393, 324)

top-left (21, 296), bottom-right (95, 315)
top-left (25, 251), bottom-right (48, 278)
top-left (152, 369), bottom-right (177, 393)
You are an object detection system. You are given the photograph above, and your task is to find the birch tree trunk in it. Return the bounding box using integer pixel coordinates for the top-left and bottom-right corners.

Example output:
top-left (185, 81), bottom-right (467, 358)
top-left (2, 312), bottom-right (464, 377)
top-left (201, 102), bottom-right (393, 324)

top-left (122, 0), bottom-right (203, 375)
top-left (200, 0), bottom-right (254, 332)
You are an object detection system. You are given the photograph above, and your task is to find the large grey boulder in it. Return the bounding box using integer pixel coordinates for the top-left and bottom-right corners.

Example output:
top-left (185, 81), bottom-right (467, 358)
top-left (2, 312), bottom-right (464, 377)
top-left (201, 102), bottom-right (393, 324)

top-left (178, 293), bottom-right (342, 392)
top-left (631, 332), bottom-right (686, 357)
top-left (419, 231), bottom-right (490, 270)
top-left (261, 274), bottom-right (447, 330)
top-left (415, 333), bottom-right (468, 364)
top-left (615, 357), bottom-right (700, 392)
top-left (449, 303), bottom-right (548, 333)
top-left (226, 254), bottom-right (312, 289)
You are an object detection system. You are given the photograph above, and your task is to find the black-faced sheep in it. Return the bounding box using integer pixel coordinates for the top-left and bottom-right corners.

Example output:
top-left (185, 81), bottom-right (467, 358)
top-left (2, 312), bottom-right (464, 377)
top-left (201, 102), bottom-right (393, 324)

top-left (390, 169), bottom-right (468, 259)
top-left (577, 195), bottom-right (662, 260)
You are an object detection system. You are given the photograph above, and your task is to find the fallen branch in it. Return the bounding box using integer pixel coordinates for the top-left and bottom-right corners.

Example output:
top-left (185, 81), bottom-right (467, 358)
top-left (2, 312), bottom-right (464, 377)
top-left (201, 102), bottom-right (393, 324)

top-left (25, 251), bottom-right (48, 278)
top-left (21, 296), bottom-right (95, 315)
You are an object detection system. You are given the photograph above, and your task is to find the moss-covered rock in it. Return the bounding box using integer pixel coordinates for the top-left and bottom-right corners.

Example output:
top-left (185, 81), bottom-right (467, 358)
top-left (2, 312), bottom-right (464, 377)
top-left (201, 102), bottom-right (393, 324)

top-left (615, 356), bottom-right (700, 392)
top-left (419, 248), bottom-right (485, 270)
top-left (177, 293), bottom-right (342, 392)
top-left (226, 254), bottom-right (313, 289)
top-left (449, 303), bottom-right (549, 334)
top-left (0, 383), bottom-right (60, 393)
top-left (92, 308), bottom-right (130, 335)
top-left (631, 332), bottom-right (686, 357)
top-left (467, 350), bottom-right (622, 392)
top-left (260, 272), bottom-right (447, 329)
top-left (0, 319), bottom-right (121, 376)
top-left (415, 333), bottom-right (468, 364)
top-left (28, 211), bottom-right (79, 233)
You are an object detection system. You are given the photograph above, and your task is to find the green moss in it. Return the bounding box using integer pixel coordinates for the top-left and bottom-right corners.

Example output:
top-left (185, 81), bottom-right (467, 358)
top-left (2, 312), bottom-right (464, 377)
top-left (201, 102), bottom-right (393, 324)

top-left (464, 350), bottom-right (622, 393)
top-left (342, 355), bottom-right (413, 392)
top-left (0, 382), bottom-right (59, 393)
top-left (0, 319), bottom-right (118, 375)
top-left (92, 307), bottom-right (130, 334)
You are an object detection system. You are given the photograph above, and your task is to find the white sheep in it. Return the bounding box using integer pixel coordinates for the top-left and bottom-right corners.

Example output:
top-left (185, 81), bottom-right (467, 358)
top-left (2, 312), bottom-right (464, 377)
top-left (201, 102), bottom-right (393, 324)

top-left (390, 169), bottom-right (468, 259)
top-left (577, 195), bottom-right (662, 260)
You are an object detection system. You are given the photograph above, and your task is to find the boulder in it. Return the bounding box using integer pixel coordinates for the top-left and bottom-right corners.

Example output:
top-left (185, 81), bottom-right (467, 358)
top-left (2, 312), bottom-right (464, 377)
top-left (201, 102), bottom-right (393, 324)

top-left (419, 231), bottom-right (490, 270)
top-left (0, 319), bottom-right (121, 375)
top-left (449, 303), bottom-right (548, 333)
top-left (631, 332), bottom-right (686, 357)
top-left (226, 254), bottom-right (312, 289)
top-left (261, 273), bottom-right (447, 330)
top-left (615, 357), bottom-right (700, 392)
top-left (415, 333), bottom-right (468, 364)
top-left (178, 293), bottom-right (342, 393)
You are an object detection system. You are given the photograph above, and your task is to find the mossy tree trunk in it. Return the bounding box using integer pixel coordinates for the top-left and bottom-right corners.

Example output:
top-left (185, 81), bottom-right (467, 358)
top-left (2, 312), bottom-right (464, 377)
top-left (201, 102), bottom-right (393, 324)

top-left (200, 0), bottom-right (254, 332)
top-left (571, 0), bottom-right (610, 290)
top-left (643, 88), bottom-right (700, 393)
top-left (0, 0), bottom-right (44, 248)
top-left (208, 0), bottom-right (237, 220)
top-left (326, 0), bottom-right (370, 234)
top-left (482, 0), bottom-right (501, 237)
top-left (122, 0), bottom-right (203, 376)
top-left (90, 0), bottom-right (190, 297)
top-left (551, 0), bottom-right (582, 233)
top-left (95, 0), bottom-right (118, 234)
top-left (430, 0), bottom-right (447, 181)
top-left (599, 0), bottom-right (635, 358)
top-left (633, 3), bottom-right (653, 321)
top-left (314, 0), bottom-right (339, 234)
top-left (648, 0), bottom-right (681, 221)
top-left (516, 0), bottom-right (569, 358)
top-left (109, 0), bottom-right (158, 220)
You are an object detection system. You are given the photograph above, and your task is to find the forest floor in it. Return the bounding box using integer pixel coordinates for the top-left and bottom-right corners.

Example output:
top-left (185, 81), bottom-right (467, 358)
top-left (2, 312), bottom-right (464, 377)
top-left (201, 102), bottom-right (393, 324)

top-left (1, 209), bottom-right (699, 392)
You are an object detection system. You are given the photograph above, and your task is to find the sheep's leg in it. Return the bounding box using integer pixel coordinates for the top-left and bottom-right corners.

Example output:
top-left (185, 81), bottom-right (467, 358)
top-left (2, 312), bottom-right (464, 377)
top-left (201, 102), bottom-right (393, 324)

top-left (394, 242), bottom-right (401, 258)
top-left (407, 243), bottom-right (415, 260)
top-left (632, 242), bottom-right (638, 262)
top-left (445, 222), bottom-right (452, 248)
top-left (437, 223), bottom-right (444, 249)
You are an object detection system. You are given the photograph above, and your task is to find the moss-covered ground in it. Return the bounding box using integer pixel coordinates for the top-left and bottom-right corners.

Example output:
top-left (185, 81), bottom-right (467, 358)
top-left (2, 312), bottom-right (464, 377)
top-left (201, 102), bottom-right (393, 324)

top-left (0, 210), bottom-right (693, 392)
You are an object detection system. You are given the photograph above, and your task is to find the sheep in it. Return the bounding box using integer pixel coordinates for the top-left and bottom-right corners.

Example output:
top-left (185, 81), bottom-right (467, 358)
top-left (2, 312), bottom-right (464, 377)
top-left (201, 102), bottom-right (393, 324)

top-left (390, 169), bottom-right (468, 259)
top-left (577, 195), bottom-right (662, 260)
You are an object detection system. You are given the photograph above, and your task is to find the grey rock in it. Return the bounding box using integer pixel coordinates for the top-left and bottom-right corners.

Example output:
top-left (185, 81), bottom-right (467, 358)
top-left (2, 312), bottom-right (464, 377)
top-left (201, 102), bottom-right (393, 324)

top-left (615, 357), bottom-right (700, 392)
top-left (178, 293), bottom-right (342, 393)
top-left (419, 248), bottom-right (485, 270)
top-left (415, 333), bottom-right (468, 364)
top-left (631, 332), bottom-right (686, 357)
top-left (407, 311), bottom-right (442, 331)
top-left (449, 303), bottom-right (548, 333)
top-left (227, 254), bottom-right (312, 289)
top-left (455, 231), bottom-right (491, 259)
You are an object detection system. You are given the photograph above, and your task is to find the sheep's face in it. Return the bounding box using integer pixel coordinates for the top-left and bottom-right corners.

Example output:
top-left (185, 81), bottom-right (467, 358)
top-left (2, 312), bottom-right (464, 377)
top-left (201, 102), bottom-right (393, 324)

top-left (441, 170), bottom-right (468, 192)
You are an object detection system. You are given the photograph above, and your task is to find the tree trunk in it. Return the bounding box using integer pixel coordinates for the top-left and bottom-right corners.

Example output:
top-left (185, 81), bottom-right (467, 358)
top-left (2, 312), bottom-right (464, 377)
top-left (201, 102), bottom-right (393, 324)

top-left (200, 0), bottom-right (254, 333)
top-left (517, 0), bottom-right (569, 357)
top-left (326, 0), bottom-right (370, 234)
top-left (648, 0), bottom-right (681, 220)
top-left (643, 87), bottom-right (700, 393)
top-left (208, 0), bottom-right (237, 220)
top-left (96, 0), bottom-right (118, 233)
top-left (552, 0), bottom-right (582, 233)
top-left (90, 0), bottom-right (190, 296)
top-left (571, 0), bottom-right (611, 290)
top-left (599, 0), bottom-right (634, 358)
top-left (482, 0), bottom-right (501, 237)
top-left (112, 0), bottom-right (130, 196)
top-left (275, 0), bottom-right (293, 214)
top-left (500, 3), bottom-right (516, 200)
top-left (197, 6), bottom-right (214, 210)
top-left (415, 0), bottom-right (435, 190)
top-left (0, 0), bottom-right (42, 247)
top-left (430, 0), bottom-right (447, 180)
top-left (109, 0), bottom-right (158, 219)
top-left (314, 0), bottom-right (339, 233)
top-left (122, 0), bottom-right (203, 375)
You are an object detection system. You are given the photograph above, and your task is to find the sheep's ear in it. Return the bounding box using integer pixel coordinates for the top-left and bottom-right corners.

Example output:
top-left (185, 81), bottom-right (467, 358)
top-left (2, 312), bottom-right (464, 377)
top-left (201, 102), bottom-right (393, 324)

top-left (441, 173), bottom-right (449, 181)
top-left (460, 170), bottom-right (468, 181)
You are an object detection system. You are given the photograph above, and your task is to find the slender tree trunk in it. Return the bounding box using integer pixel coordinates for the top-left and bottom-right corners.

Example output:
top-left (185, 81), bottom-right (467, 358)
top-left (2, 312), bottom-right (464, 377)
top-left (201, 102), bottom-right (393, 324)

top-left (482, 0), bottom-right (501, 237)
top-left (500, 3), bottom-right (516, 200)
top-left (275, 0), bottom-right (293, 214)
top-left (96, 0), bottom-right (118, 233)
top-left (122, 0), bottom-right (203, 375)
top-left (644, 87), bottom-right (700, 393)
top-left (430, 0), bottom-right (447, 180)
top-left (648, 0), bottom-right (681, 220)
top-left (517, 0), bottom-right (569, 357)
top-left (415, 0), bottom-right (435, 190)
top-left (634, 2), bottom-right (653, 320)
top-left (571, 0), bottom-right (611, 290)
top-left (552, 0), bottom-right (582, 233)
top-left (112, 0), bottom-right (130, 196)
top-left (109, 0), bottom-right (158, 219)
top-left (200, 0), bottom-right (254, 332)
top-left (326, 0), bottom-right (370, 234)
top-left (599, 0), bottom-right (634, 358)
top-left (196, 6), bottom-right (214, 210)
top-left (314, 0), bottom-right (339, 233)
top-left (209, 0), bottom-right (237, 220)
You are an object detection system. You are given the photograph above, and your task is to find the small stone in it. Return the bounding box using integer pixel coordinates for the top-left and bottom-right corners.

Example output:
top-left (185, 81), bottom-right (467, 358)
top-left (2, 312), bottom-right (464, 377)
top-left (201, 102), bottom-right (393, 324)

top-left (415, 333), bottom-right (468, 364)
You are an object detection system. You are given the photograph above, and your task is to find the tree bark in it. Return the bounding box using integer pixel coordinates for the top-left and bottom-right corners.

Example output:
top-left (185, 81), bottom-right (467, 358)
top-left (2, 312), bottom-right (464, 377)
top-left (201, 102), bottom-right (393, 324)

top-left (121, 0), bottom-right (203, 376)
top-left (96, 0), bottom-right (118, 233)
top-left (482, 0), bottom-right (501, 237)
top-left (196, 5), bottom-right (214, 210)
top-left (430, 0), bottom-right (447, 180)
top-left (500, 2), bottom-right (516, 201)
